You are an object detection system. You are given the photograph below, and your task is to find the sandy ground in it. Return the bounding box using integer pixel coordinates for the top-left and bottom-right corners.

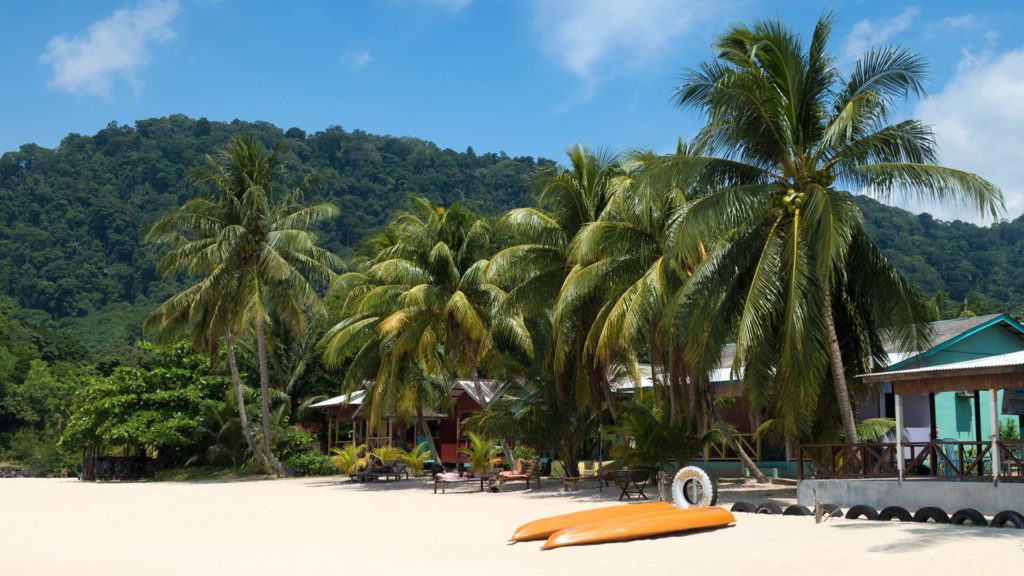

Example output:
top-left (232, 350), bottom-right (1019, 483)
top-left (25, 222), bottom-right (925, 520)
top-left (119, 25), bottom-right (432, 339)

top-left (1, 477), bottom-right (1021, 576)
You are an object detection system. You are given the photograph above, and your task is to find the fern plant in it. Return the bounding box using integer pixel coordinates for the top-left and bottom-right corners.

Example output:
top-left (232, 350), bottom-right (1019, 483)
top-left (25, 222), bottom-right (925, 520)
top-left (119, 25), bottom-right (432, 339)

top-left (330, 443), bottom-right (366, 475)
top-left (372, 445), bottom-right (402, 463)
top-left (401, 442), bottom-right (432, 477)
top-left (460, 432), bottom-right (501, 475)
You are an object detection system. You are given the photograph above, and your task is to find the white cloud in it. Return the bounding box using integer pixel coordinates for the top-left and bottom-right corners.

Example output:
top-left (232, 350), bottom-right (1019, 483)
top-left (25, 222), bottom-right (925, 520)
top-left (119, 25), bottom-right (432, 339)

top-left (40, 0), bottom-right (179, 98)
top-left (905, 49), bottom-right (1024, 223)
top-left (844, 7), bottom-right (919, 60)
top-left (532, 0), bottom-right (707, 98)
top-left (344, 50), bottom-right (374, 70)
top-left (931, 14), bottom-right (977, 31)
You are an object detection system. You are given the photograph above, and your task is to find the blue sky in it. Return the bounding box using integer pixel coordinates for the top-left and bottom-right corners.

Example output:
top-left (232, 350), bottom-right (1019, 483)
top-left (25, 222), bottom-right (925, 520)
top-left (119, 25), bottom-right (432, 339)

top-left (2, 0), bottom-right (1023, 222)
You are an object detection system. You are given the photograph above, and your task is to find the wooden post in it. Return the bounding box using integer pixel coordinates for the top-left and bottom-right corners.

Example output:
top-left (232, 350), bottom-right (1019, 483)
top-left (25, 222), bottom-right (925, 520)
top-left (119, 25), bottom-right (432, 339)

top-left (990, 389), bottom-right (1000, 487)
top-left (895, 393), bottom-right (904, 486)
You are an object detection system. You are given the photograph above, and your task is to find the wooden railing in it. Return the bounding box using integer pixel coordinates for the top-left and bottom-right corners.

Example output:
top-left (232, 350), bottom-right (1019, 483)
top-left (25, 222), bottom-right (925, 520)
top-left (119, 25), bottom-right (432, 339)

top-left (704, 433), bottom-right (761, 461)
top-left (798, 440), bottom-right (1024, 481)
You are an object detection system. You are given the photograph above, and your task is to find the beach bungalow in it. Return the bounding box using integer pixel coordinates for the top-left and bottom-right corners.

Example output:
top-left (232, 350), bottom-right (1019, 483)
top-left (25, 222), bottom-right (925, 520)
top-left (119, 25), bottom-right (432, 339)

top-left (857, 314), bottom-right (1024, 444)
top-left (312, 379), bottom-right (503, 465)
top-left (795, 314), bottom-right (1024, 514)
top-left (615, 314), bottom-right (1024, 478)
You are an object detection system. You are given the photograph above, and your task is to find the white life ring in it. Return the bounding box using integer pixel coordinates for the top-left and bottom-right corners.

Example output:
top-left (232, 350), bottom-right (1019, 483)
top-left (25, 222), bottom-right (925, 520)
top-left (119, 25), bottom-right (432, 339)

top-left (671, 466), bottom-right (718, 509)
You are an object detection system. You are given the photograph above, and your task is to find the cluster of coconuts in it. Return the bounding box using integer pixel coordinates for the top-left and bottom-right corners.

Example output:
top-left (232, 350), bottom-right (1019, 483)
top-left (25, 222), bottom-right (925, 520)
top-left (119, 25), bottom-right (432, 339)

top-left (781, 188), bottom-right (805, 215)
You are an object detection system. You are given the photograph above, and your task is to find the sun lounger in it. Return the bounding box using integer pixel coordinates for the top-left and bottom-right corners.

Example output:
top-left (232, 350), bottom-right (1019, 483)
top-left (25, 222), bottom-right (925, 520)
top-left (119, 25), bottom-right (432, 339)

top-left (350, 455), bottom-right (389, 482)
top-left (496, 459), bottom-right (540, 491)
top-left (433, 472), bottom-right (489, 494)
top-left (381, 461), bottom-right (410, 480)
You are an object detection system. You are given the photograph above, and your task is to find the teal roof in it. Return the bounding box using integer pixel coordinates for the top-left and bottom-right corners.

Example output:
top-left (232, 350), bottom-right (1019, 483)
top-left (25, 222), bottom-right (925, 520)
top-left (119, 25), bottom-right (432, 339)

top-left (887, 313), bottom-right (1024, 370)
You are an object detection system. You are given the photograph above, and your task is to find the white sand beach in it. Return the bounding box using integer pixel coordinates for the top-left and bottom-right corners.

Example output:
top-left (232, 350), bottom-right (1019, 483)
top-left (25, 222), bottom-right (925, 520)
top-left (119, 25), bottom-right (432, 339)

top-left (2, 478), bottom-right (1021, 575)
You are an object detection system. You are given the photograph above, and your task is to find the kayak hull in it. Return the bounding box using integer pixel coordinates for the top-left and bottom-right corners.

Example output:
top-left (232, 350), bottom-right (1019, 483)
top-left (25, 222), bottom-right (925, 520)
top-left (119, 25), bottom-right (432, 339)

top-left (542, 506), bottom-right (735, 549)
top-left (510, 502), bottom-right (674, 542)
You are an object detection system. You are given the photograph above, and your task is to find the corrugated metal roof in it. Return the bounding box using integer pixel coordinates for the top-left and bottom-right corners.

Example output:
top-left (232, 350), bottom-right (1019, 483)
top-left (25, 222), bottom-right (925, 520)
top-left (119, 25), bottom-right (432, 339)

top-left (453, 379), bottom-right (500, 405)
top-left (311, 380), bottom-right (500, 409)
top-left (862, 350), bottom-right (1024, 379)
top-left (310, 390), bottom-right (366, 408)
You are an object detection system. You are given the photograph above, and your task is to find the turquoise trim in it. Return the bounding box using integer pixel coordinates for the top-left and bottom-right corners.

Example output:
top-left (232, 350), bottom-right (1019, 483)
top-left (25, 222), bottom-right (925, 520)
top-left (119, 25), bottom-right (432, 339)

top-left (889, 314), bottom-right (1024, 370)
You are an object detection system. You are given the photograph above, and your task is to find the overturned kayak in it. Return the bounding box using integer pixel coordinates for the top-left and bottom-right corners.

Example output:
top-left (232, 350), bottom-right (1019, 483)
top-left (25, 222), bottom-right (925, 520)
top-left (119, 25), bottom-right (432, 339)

top-left (510, 502), bottom-right (674, 542)
top-left (541, 506), bottom-right (735, 550)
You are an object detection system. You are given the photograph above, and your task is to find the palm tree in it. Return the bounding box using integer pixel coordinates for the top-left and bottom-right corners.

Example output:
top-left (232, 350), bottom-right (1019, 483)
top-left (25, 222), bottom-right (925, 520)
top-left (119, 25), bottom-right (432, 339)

top-left (565, 145), bottom-right (768, 479)
top-left (565, 145), bottom-right (703, 426)
top-left (670, 14), bottom-right (1002, 444)
top-left (147, 135), bottom-right (340, 475)
top-left (489, 145), bottom-right (622, 417)
top-left (321, 197), bottom-right (529, 459)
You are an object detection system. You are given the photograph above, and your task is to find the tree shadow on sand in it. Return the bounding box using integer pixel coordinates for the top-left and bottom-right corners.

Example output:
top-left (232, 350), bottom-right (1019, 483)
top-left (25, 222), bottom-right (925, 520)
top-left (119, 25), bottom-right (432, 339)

top-left (829, 521), bottom-right (1020, 553)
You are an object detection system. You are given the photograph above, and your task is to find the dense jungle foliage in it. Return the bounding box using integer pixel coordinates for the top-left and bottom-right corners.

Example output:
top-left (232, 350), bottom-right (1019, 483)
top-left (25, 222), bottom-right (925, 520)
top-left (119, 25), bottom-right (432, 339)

top-left (0, 114), bottom-right (1021, 475)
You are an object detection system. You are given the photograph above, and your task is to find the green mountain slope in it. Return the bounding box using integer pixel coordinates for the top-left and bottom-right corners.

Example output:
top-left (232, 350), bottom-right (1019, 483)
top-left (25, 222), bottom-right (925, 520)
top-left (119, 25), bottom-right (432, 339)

top-left (0, 116), bottom-right (548, 357)
top-left (0, 115), bottom-right (1020, 358)
top-left (856, 196), bottom-right (1024, 317)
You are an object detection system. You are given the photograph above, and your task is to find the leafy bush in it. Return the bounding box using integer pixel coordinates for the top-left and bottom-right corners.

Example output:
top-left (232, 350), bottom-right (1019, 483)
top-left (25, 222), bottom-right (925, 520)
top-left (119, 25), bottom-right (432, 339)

top-left (1000, 419), bottom-right (1020, 440)
top-left (6, 428), bottom-right (79, 477)
top-left (274, 428), bottom-right (318, 461)
top-left (511, 445), bottom-right (537, 461)
top-left (61, 342), bottom-right (229, 461)
top-left (609, 398), bottom-right (711, 473)
top-left (284, 452), bottom-right (337, 476)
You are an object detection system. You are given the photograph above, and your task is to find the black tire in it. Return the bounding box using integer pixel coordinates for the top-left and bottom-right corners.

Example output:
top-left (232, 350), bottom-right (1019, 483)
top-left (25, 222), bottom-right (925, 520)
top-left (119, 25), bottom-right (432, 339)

top-left (730, 501), bottom-right (757, 513)
top-left (990, 510), bottom-right (1024, 528)
top-left (878, 506), bottom-right (913, 522)
top-left (950, 508), bottom-right (987, 526)
top-left (783, 504), bottom-right (812, 516)
top-left (756, 502), bottom-right (784, 515)
top-left (845, 505), bottom-right (879, 521)
top-left (821, 503), bottom-right (843, 518)
top-left (913, 506), bottom-right (950, 524)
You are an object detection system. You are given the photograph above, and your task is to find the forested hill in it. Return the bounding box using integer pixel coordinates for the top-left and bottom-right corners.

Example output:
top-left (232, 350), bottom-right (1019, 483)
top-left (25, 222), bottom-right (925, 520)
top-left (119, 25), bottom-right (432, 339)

top-left (856, 196), bottom-right (1024, 317)
top-left (0, 116), bottom-right (548, 359)
top-left (0, 115), bottom-right (1021, 360)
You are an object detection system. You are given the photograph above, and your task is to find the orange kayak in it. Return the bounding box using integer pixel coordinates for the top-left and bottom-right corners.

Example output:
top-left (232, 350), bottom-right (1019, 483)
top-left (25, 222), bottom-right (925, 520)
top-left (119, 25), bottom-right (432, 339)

top-left (542, 506), bottom-right (735, 550)
top-left (510, 502), bottom-right (674, 542)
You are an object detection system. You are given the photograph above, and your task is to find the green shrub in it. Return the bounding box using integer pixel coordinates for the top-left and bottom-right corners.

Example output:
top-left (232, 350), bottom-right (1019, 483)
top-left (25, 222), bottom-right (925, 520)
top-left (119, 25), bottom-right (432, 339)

top-left (511, 445), bottom-right (537, 461)
top-left (6, 428), bottom-right (79, 477)
top-left (1000, 419), bottom-right (1020, 440)
top-left (284, 452), bottom-right (337, 476)
top-left (274, 428), bottom-right (317, 461)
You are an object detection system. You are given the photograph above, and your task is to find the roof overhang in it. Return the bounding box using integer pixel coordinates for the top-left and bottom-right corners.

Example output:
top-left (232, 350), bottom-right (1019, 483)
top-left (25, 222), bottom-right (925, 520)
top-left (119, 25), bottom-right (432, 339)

top-left (860, 350), bottom-right (1024, 394)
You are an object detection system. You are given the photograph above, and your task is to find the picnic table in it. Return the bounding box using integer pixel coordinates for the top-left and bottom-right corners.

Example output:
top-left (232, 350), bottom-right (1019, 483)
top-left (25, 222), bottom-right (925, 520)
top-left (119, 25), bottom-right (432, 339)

top-left (613, 468), bottom-right (652, 501)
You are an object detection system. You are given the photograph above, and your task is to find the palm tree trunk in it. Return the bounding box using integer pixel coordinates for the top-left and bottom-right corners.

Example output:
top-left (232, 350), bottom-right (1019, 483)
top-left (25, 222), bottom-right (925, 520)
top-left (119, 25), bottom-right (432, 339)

top-left (667, 374), bottom-right (681, 426)
top-left (713, 408), bottom-right (767, 483)
top-left (470, 360), bottom-right (487, 410)
top-left (820, 284), bottom-right (860, 445)
top-left (602, 372), bottom-right (618, 423)
top-left (225, 331), bottom-right (269, 470)
top-left (256, 318), bottom-right (290, 477)
top-left (416, 403), bottom-right (440, 468)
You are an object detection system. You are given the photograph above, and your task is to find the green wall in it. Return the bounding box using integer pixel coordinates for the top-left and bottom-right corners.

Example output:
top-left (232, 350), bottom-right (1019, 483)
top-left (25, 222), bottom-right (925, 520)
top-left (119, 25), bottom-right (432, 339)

top-left (929, 323), bottom-right (1024, 440)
